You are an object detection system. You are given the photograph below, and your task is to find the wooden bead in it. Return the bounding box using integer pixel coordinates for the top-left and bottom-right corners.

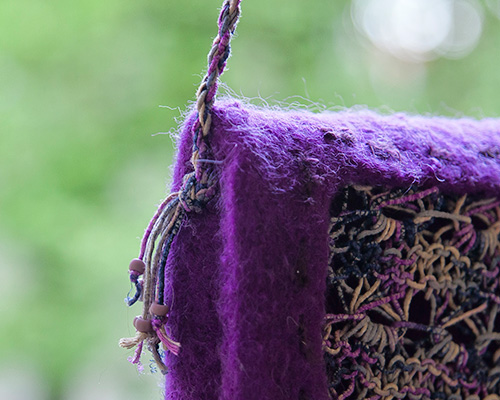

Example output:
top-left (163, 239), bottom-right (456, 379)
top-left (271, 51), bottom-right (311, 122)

top-left (129, 258), bottom-right (145, 274)
top-left (150, 303), bottom-right (169, 316)
top-left (133, 316), bottom-right (153, 333)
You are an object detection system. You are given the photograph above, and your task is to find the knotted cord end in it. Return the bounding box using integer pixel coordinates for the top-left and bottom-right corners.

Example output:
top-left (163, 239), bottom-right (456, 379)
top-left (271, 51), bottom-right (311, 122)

top-left (119, 331), bottom-right (149, 350)
top-left (121, 193), bottom-right (186, 372)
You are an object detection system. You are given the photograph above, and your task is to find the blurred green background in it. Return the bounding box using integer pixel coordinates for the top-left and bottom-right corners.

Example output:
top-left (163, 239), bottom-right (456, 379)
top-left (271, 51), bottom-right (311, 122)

top-left (1, 0), bottom-right (499, 399)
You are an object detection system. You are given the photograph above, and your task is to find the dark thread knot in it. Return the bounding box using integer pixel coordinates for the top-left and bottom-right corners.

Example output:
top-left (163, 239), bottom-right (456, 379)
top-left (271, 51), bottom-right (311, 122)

top-left (178, 172), bottom-right (217, 213)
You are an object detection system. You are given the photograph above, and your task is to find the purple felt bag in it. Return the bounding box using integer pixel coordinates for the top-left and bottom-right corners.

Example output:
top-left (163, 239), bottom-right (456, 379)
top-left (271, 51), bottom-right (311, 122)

top-left (120, 2), bottom-right (500, 399)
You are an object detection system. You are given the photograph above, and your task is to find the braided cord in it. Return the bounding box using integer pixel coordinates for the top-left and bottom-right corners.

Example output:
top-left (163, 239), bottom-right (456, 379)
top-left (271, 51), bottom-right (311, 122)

top-left (120, 0), bottom-right (242, 373)
top-left (192, 0), bottom-right (241, 179)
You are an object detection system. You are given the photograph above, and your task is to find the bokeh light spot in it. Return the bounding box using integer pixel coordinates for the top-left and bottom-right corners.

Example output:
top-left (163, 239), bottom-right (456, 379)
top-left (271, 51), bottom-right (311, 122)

top-left (351, 0), bottom-right (484, 62)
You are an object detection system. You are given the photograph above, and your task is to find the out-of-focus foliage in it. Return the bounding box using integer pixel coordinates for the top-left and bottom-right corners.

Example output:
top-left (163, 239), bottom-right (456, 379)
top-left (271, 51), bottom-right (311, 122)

top-left (0, 0), bottom-right (498, 399)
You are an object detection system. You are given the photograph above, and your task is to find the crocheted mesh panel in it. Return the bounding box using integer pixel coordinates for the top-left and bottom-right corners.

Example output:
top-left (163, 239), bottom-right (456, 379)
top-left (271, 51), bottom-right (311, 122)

top-left (324, 186), bottom-right (500, 400)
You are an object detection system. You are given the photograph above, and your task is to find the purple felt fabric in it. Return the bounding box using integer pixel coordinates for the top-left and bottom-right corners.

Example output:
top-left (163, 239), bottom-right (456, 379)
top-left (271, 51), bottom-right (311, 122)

top-left (163, 100), bottom-right (500, 400)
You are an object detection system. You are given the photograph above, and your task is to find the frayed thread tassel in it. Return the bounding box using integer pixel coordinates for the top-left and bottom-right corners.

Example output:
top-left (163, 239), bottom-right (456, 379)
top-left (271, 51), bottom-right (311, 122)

top-left (152, 317), bottom-right (181, 356)
top-left (119, 191), bottom-right (184, 373)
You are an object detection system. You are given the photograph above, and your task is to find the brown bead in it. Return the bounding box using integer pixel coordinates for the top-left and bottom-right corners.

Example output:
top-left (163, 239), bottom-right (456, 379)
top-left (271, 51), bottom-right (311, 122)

top-left (150, 303), bottom-right (169, 316)
top-left (133, 316), bottom-right (153, 333)
top-left (129, 258), bottom-right (145, 274)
